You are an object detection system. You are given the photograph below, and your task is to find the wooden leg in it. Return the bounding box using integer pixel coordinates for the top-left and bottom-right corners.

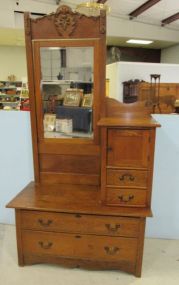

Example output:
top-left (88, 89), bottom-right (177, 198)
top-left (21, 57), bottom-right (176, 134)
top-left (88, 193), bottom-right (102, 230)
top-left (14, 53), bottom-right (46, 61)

top-left (15, 209), bottom-right (24, 266)
top-left (135, 218), bottom-right (146, 277)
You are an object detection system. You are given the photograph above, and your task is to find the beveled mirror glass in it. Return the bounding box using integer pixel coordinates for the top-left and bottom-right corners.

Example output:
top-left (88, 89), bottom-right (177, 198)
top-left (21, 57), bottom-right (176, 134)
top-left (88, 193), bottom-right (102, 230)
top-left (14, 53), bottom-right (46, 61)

top-left (40, 46), bottom-right (94, 139)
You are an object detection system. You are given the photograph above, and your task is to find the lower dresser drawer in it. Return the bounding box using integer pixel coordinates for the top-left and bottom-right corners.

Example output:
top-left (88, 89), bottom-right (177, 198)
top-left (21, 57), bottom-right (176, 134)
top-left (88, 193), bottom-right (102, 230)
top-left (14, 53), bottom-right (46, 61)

top-left (106, 188), bottom-right (147, 207)
top-left (21, 210), bottom-right (140, 237)
top-left (22, 230), bottom-right (138, 263)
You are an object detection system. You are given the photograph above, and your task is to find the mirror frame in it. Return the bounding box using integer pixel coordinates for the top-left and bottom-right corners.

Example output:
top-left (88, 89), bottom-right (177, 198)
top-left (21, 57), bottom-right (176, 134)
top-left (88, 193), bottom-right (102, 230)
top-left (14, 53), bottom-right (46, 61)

top-left (33, 39), bottom-right (100, 143)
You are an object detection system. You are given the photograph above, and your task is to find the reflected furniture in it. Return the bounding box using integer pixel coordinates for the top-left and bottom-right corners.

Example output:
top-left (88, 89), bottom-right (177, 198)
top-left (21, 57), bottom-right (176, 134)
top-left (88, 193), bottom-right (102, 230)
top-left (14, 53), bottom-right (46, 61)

top-left (7, 5), bottom-right (160, 277)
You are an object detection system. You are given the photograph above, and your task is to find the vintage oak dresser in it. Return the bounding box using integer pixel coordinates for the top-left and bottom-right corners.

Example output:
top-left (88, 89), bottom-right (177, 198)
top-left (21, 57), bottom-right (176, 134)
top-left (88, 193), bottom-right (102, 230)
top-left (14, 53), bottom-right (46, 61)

top-left (7, 5), bottom-right (160, 277)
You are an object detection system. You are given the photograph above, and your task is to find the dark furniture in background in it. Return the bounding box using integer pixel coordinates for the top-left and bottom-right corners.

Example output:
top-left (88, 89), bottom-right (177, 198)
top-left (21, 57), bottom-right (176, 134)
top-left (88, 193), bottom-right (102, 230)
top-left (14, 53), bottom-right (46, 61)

top-left (107, 46), bottom-right (161, 64)
top-left (123, 80), bottom-right (179, 113)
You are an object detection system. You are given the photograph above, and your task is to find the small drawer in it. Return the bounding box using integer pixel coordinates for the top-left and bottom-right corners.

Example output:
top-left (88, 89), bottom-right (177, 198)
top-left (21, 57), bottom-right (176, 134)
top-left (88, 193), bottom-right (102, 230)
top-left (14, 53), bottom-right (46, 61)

top-left (22, 230), bottom-right (138, 263)
top-left (107, 169), bottom-right (148, 188)
top-left (21, 210), bottom-right (139, 237)
top-left (106, 188), bottom-right (147, 207)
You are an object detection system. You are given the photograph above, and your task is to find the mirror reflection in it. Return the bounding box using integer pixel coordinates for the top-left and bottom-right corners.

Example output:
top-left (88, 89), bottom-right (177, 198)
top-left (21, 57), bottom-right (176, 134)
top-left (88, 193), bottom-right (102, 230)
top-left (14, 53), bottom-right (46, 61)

top-left (40, 46), bottom-right (94, 139)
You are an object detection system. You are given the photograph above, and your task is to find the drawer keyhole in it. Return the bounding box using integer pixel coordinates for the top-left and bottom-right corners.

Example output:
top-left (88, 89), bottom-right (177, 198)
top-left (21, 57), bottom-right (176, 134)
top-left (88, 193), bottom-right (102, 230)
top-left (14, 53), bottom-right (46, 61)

top-left (38, 241), bottom-right (53, 250)
top-left (75, 214), bottom-right (82, 218)
top-left (75, 235), bottom-right (82, 239)
top-left (38, 219), bottom-right (53, 227)
top-left (105, 224), bottom-right (121, 233)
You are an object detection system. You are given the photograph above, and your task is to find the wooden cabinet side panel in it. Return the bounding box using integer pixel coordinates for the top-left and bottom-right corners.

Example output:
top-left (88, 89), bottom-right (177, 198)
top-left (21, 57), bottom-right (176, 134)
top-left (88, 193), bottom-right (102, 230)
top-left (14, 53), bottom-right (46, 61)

top-left (135, 218), bottom-right (146, 277)
top-left (101, 128), bottom-right (107, 202)
top-left (15, 209), bottom-right (24, 266)
top-left (24, 14), bottom-right (40, 182)
top-left (146, 129), bottom-right (156, 206)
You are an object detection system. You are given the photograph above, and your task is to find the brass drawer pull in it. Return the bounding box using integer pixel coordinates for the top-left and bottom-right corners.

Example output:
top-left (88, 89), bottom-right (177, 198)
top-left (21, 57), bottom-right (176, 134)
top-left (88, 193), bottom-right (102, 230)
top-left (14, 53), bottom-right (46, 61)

top-left (105, 224), bottom-right (121, 233)
top-left (38, 241), bottom-right (53, 249)
top-left (119, 173), bottom-right (135, 181)
top-left (38, 219), bottom-right (53, 227)
top-left (104, 246), bottom-right (120, 255)
top-left (118, 195), bottom-right (134, 202)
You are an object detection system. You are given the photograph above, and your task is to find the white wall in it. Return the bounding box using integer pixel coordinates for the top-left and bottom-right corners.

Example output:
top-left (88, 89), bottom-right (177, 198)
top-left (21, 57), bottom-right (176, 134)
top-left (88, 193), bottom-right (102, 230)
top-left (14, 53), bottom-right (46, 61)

top-left (0, 46), bottom-right (26, 81)
top-left (106, 62), bottom-right (179, 102)
top-left (0, 111), bottom-right (34, 224)
top-left (0, 111), bottom-right (179, 239)
top-left (0, 0), bottom-right (179, 47)
top-left (107, 15), bottom-right (179, 44)
top-left (106, 62), bottom-right (121, 101)
top-left (146, 114), bottom-right (179, 239)
top-left (161, 44), bottom-right (179, 64)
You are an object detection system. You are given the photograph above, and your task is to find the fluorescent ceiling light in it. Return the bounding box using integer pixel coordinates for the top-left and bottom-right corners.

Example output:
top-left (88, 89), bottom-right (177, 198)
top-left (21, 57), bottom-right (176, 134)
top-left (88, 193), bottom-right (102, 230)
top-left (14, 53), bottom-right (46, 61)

top-left (126, 39), bottom-right (153, 45)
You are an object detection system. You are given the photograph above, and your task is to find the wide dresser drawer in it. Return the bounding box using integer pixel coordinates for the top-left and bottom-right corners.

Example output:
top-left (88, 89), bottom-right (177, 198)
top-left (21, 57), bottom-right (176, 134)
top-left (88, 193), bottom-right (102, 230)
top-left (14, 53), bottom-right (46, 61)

top-left (21, 210), bottom-right (140, 237)
top-left (107, 169), bottom-right (148, 188)
top-left (22, 230), bottom-right (138, 263)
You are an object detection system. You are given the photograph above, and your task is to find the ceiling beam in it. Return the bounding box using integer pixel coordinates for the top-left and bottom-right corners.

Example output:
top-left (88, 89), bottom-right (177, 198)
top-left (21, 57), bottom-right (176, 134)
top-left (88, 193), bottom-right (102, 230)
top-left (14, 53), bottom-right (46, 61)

top-left (161, 12), bottom-right (179, 26)
top-left (129, 0), bottom-right (161, 19)
top-left (97, 0), bottom-right (107, 3)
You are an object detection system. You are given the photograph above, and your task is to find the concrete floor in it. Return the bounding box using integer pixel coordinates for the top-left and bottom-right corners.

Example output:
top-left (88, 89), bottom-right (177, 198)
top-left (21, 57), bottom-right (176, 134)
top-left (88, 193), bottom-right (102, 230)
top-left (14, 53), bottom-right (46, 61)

top-left (0, 224), bottom-right (179, 285)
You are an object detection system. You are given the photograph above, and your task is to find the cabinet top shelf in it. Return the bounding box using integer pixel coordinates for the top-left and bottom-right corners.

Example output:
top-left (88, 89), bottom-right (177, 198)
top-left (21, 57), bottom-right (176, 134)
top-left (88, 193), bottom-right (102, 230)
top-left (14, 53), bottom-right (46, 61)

top-left (6, 182), bottom-right (152, 218)
top-left (98, 116), bottom-right (161, 128)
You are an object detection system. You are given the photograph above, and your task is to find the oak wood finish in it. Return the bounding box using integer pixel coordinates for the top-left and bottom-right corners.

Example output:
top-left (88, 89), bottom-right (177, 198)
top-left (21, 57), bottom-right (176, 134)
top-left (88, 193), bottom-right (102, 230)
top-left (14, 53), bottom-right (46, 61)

top-left (7, 182), bottom-right (152, 218)
top-left (21, 210), bottom-right (140, 237)
top-left (24, 6), bottom-right (106, 186)
top-left (22, 230), bottom-right (138, 262)
top-left (107, 169), bottom-right (148, 188)
top-left (107, 129), bottom-right (150, 168)
top-left (98, 114), bottom-right (159, 208)
top-left (7, 5), bottom-right (160, 277)
top-left (15, 210), bottom-right (24, 266)
top-left (106, 188), bottom-right (147, 207)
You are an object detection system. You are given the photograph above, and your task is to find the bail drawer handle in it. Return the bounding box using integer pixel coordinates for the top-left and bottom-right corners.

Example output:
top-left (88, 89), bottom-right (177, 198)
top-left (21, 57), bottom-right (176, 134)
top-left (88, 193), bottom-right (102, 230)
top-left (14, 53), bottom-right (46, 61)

top-left (105, 224), bottom-right (121, 233)
top-left (38, 219), bottom-right (53, 227)
top-left (118, 195), bottom-right (134, 203)
top-left (38, 241), bottom-right (53, 249)
top-left (104, 246), bottom-right (120, 255)
top-left (119, 173), bottom-right (135, 181)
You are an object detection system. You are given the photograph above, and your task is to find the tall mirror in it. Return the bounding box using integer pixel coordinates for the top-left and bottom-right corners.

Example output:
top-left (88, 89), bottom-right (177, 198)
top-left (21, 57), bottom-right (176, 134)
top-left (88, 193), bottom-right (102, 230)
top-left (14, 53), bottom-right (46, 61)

top-left (39, 46), bottom-right (94, 139)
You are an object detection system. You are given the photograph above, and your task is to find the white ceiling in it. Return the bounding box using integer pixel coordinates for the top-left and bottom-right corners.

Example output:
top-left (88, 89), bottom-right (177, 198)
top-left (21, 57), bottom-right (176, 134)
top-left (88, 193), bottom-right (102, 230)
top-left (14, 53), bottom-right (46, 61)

top-left (108, 0), bottom-right (179, 30)
top-left (0, 0), bottom-right (179, 48)
top-left (64, 0), bottom-right (179, 30)
top-left (55, 0), bottom-right (179, 48)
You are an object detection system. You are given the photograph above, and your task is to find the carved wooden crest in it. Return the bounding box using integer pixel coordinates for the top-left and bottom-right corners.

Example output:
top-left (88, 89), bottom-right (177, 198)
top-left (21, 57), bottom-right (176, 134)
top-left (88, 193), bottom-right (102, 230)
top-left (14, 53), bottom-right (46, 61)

top-left (54, 5), bottom-right (77, 37)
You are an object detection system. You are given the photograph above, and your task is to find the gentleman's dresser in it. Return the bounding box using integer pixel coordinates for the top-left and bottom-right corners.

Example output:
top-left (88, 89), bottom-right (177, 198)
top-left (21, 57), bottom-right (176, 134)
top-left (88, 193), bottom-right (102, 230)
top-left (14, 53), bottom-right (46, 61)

top-left (7, 5), bottom-right (160, 277)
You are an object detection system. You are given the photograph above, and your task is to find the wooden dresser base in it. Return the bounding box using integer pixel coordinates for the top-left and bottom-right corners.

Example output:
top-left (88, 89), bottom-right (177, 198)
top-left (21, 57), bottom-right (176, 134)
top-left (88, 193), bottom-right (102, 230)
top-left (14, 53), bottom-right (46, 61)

top-left (7, 182), bottom-right (149, 277)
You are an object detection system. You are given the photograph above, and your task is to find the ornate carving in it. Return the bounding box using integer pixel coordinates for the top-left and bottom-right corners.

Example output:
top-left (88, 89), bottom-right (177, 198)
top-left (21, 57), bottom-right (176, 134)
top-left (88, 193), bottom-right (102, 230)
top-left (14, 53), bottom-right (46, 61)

top-left (54, 5), bottom-right (77, 37)
top-left (100, 10), bottom-right (106, 34)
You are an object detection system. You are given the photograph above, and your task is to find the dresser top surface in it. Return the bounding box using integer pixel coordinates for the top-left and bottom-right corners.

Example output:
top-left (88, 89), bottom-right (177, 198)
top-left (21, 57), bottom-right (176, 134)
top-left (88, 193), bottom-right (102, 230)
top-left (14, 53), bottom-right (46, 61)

top-left (7, 182), bottom-right (152, 218)
top-left (98, 115), bottom-right (161, 128)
